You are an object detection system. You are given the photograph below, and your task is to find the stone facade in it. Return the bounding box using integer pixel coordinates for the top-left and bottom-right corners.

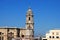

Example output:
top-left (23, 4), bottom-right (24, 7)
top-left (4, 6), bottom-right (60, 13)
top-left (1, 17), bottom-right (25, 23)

top-left (0, 28), bottom-right (18, 40)
top-left (0, 8), bottom-right (34, 40)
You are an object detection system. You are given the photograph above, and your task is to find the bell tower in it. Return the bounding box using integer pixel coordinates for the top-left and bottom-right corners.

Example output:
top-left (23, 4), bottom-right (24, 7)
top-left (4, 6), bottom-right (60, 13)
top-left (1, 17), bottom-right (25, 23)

top-left (26, 8), bottom-right (34, 30)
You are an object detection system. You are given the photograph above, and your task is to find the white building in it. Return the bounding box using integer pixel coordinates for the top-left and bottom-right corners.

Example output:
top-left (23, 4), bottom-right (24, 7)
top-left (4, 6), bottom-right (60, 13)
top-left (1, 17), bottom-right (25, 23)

top-left (42, 29), bottom-right (60, 40)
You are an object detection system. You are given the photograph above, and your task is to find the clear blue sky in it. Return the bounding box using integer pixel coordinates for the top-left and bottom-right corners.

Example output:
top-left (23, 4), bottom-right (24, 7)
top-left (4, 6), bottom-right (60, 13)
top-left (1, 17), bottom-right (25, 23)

top-left (0, 0), bottom-right (60, 36)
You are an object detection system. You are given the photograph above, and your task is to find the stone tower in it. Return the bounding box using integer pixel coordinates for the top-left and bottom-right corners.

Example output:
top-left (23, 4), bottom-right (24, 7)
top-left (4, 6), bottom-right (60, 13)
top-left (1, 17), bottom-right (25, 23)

top-left (25, 8), bottom-right (34, 40)
top-left (26, 8), bottom-right (34, 30)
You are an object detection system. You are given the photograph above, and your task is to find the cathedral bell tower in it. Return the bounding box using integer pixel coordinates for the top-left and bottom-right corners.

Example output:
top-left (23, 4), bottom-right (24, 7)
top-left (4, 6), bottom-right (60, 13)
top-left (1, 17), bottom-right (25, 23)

top-left (26, 8), bottom-right (34, 30)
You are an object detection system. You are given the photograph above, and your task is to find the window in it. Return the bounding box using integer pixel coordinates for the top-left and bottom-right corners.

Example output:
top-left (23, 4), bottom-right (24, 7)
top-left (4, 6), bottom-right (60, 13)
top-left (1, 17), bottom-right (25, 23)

top-left (56, 36), bottom-right (59, 38)
top-left (29, 17), bottom-right (30, 20)
top-left (8, 32), bottom-right (13, 37)
top-left (2, 37), bottom-right (4, 40)
top-left (0, 32), bottom-right (1, 35)
top-left (0, 32), bottom-right (4, 40)
top-left (49, 36), bottom-right (51, 38)
top-left (0, 32), bottom-right (4, 35)
top-left (8, 32), bottom-right (14, 40)
top-left (52, 32), bottom-right (54, 35)
top-left (52, 36), bottom-right (54, 38)
top-left (2, 33), bottom-right (4, 34)
top-left (17, 29), bottom-right (20, 37)
top-left (56, 32), bottom-right (59, 35)
top-left (34, 39), bottom-right (38, 40)
top-left (43, 39), bottom-right (47, 40)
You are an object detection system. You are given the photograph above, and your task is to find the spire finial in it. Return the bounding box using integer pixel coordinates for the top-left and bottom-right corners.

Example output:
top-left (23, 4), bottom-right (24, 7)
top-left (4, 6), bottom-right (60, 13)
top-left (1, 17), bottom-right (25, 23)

top-left (28, 6), bottom-right (32, 11)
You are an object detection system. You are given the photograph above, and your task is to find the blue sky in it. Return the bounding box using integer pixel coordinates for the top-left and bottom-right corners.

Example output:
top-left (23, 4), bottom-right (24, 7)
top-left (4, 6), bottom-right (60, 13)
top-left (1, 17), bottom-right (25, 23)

top-left (0, 0), bottom-right (60, 36)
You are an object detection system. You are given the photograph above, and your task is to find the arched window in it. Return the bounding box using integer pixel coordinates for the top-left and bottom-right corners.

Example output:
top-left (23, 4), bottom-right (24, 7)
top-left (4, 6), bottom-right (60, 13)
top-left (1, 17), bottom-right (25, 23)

top-left (49, 36), bottom-right (51, 38)
top-left (29, 17), bottom-right (30, 20)
top-left (52, 36), bottom-right (54, 38)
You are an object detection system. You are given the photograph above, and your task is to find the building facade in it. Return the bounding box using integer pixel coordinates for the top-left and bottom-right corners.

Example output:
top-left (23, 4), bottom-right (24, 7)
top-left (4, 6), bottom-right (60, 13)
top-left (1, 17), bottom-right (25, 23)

top-left (0, 8), bottom-right (34, 40)
top-left (42, 30), bottom-right (60, 40)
